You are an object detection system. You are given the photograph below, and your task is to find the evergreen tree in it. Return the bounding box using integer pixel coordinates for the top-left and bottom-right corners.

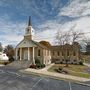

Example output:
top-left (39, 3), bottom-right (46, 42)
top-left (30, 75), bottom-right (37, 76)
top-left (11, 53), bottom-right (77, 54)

top-left (0, 42), bottom-right (3, 52)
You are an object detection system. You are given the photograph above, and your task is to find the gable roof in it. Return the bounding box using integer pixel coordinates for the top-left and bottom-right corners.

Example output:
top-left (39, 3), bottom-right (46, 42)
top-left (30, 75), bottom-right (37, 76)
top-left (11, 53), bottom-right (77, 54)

top-left (16, 38), bottom-right (49, 50)
top-left (16, 39), bottom-right (37, 48)
top-left (32, 40), bottom-right (49, 50)
top-left (51, 44), bottom-right (77, 51)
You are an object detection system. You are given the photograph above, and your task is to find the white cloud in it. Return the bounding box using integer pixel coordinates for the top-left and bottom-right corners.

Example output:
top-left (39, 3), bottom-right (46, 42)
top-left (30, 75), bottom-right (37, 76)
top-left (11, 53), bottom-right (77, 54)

top-left (34, 20), bottom-right (62, 44)
top-left (57, 0), bottom-right (90, 43)
top-left (0, 15), bottom-right (26, 47)
top-left (59, 0), bottom-right (90, 17)
top-left (58, 16), bottom-right (90, 33)
top-left (33, 0), bottom-right (90, 45)
top-left (0, 0), bottom-right (90, 46)
top-left (34, 15), bottom-right (90, 45)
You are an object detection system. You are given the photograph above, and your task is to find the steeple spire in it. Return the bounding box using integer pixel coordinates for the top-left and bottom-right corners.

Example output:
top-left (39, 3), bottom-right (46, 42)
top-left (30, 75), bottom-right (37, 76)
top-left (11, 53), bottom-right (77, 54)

top-left (28, 16), bottom-right (32, 26)
top-left (24, 16), bottom-right (32, 40)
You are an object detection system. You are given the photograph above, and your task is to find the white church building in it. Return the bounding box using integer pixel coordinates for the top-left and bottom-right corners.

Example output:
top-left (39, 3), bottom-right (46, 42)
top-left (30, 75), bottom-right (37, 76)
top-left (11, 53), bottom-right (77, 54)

top-left (15, 17), bottom-right (51, 65)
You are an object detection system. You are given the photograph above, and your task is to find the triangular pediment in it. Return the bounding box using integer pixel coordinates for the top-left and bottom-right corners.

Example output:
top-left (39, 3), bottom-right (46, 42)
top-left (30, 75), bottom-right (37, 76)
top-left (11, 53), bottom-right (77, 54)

top-left (16, 39), bottom-right (37, 48)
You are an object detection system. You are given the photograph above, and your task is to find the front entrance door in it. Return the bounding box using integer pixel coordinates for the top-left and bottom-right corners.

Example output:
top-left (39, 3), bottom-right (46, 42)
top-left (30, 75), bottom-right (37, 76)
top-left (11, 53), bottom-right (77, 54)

top-left (24, 50), bottom-right (28, 60)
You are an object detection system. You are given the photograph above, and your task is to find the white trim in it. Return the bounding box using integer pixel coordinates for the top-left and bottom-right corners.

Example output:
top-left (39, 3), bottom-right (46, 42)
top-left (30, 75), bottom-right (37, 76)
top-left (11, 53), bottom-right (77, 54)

top-left (33, 47), bottom-right (35, 64)
top-left (20, 48), bottom-right (22, 60)
top-left (16, 48), bottom-right (18, 60)
top-left (28, 47), bottom-right (30, 60)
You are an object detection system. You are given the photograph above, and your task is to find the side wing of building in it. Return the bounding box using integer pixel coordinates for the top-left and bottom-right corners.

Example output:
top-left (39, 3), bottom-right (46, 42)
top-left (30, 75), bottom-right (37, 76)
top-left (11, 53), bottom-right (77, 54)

top-left (51, 43), bottom-right (80, 64)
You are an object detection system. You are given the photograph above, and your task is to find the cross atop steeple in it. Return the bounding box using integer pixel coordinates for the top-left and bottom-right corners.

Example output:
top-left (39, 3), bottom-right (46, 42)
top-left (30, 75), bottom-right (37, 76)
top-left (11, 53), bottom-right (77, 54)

top-left (28, 16), bottom-right (32, 26)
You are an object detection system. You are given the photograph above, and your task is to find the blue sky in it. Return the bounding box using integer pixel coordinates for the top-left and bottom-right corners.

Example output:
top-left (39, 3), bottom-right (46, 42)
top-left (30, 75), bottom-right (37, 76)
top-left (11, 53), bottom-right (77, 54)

top-left (0, 0), bottom-right (90, 47)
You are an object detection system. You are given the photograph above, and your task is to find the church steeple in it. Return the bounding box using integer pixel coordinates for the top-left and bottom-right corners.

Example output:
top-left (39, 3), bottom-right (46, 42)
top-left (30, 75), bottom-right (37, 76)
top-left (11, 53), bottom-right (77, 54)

top-left (28, 16), bottom-right (32, 26)
top-left (24, 16), bottom-right (32, 40)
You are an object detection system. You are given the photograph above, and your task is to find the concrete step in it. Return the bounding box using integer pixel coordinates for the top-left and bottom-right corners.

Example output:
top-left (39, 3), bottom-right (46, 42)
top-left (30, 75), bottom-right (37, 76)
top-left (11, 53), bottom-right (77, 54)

top-left (7, 60), bottom-right (31, 69)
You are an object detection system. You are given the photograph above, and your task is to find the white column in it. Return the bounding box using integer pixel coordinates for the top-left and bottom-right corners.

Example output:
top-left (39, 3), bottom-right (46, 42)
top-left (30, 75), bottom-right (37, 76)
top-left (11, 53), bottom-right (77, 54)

top-left (16, 48), bottom-right (18, 60)
top-left (20, 48), bottom-right (22, 60)
top-left (28, 47), bottom-right (30, 60)
top-left (33, 47), bottom-right (35, 64)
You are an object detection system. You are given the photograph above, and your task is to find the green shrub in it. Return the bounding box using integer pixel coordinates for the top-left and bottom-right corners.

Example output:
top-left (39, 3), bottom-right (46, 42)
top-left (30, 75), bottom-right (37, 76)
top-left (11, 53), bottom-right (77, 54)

top-left (60, 61), bottom-right (63, 64)
top-left (36, 64), bottom-right (41, 68)
top-left (9, 57), bottom-right (14, 62)
top-left (59, 67), bottom-right (63, 71)
top-left (55, 61), bottom-right (60, 64)
top-left (79, 61), bottom-right (83, 65)
top-left (41, 64), bottom-right (45, 68)
top-left (36, 64), bottom-right (45, 68)
top-left (35, 59), bottom-right (40, 64)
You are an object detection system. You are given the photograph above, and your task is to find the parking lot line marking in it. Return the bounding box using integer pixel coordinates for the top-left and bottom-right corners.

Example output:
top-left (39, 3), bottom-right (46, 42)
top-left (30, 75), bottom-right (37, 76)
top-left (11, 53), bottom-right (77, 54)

top-left (32, 78), bottom-right (42, 88)
top-left (6, 71), bottom-right (22, 77)
top-left (69, 82), bottom-right (72, 90)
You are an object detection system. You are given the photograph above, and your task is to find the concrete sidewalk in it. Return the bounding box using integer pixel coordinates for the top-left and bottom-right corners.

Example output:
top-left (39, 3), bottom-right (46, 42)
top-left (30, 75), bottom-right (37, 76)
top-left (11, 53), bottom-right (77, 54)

top-left (84, 63), bottom-right (90, 67)
top-left (24, 64), bottom-right (90, 82)
top-left (0, 64), bottom-right (4, 67)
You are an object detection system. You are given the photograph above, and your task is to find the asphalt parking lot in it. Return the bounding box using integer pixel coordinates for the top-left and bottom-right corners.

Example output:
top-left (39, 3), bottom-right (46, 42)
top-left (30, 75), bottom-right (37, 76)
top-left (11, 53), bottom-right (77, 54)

top-left (0, 66), bottom-right (90, 90)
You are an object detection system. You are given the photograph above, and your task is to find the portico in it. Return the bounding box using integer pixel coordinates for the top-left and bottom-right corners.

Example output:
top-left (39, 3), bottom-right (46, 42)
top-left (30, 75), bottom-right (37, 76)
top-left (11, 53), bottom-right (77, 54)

top-left (16, 46), bottom-right (35, 64)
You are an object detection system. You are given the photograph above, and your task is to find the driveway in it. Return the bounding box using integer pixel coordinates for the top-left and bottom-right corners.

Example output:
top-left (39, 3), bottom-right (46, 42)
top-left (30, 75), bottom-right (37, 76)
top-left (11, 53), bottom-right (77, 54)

top-left (0, 66), bottom-right (90, 90)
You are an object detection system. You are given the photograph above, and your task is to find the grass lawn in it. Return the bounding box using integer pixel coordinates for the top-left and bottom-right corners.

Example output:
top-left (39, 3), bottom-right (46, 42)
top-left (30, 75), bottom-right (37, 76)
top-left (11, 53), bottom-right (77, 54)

top-left (48, 64), bottom-right (90, 78)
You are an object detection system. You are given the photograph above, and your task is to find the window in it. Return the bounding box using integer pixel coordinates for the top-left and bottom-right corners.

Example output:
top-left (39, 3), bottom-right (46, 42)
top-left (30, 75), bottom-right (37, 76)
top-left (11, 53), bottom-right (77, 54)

top-left (73, 51), bottom-right (76, 56)
top-left (53, 51), bottom-right (55, 55)
top-left (67, 51), bottom-right (69, 56)
top-left (38, 49), bottom-right (40, 56)
top-left (57, 51), bottom-right (60, 56)
top-left (27, 29), bottom-right (29, 32)
top-left (74, 60), bottom-right (77, 62)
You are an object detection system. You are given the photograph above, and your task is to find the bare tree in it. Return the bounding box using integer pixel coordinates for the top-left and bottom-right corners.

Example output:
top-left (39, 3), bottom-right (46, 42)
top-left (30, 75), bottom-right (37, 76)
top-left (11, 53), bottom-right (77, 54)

top-left (70, 30), bottom-right (84, 44)
top-left (63, 32), bottom-right (70, 44)
top-left (82, 36), bottom-right (90, 47)
top-left (56, 24), bottom-right (84, 45)
top-left (55, 31), bottom-right (70, 45)
top-left (55, 25), bottom-right (85, 67)
top-left (55, 31), bottom-right (63, 45)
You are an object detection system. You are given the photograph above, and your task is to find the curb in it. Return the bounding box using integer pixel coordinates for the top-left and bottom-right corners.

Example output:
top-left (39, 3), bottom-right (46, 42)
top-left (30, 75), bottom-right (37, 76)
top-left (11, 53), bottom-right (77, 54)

top-left (23, 70), bottom-right (90, 87)
top-left (20, 70), bottom-right (90, 85)
top-left (74, 82), bottom-right (90, 87)
top-left (20, 70), bottom-right (77, 82)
